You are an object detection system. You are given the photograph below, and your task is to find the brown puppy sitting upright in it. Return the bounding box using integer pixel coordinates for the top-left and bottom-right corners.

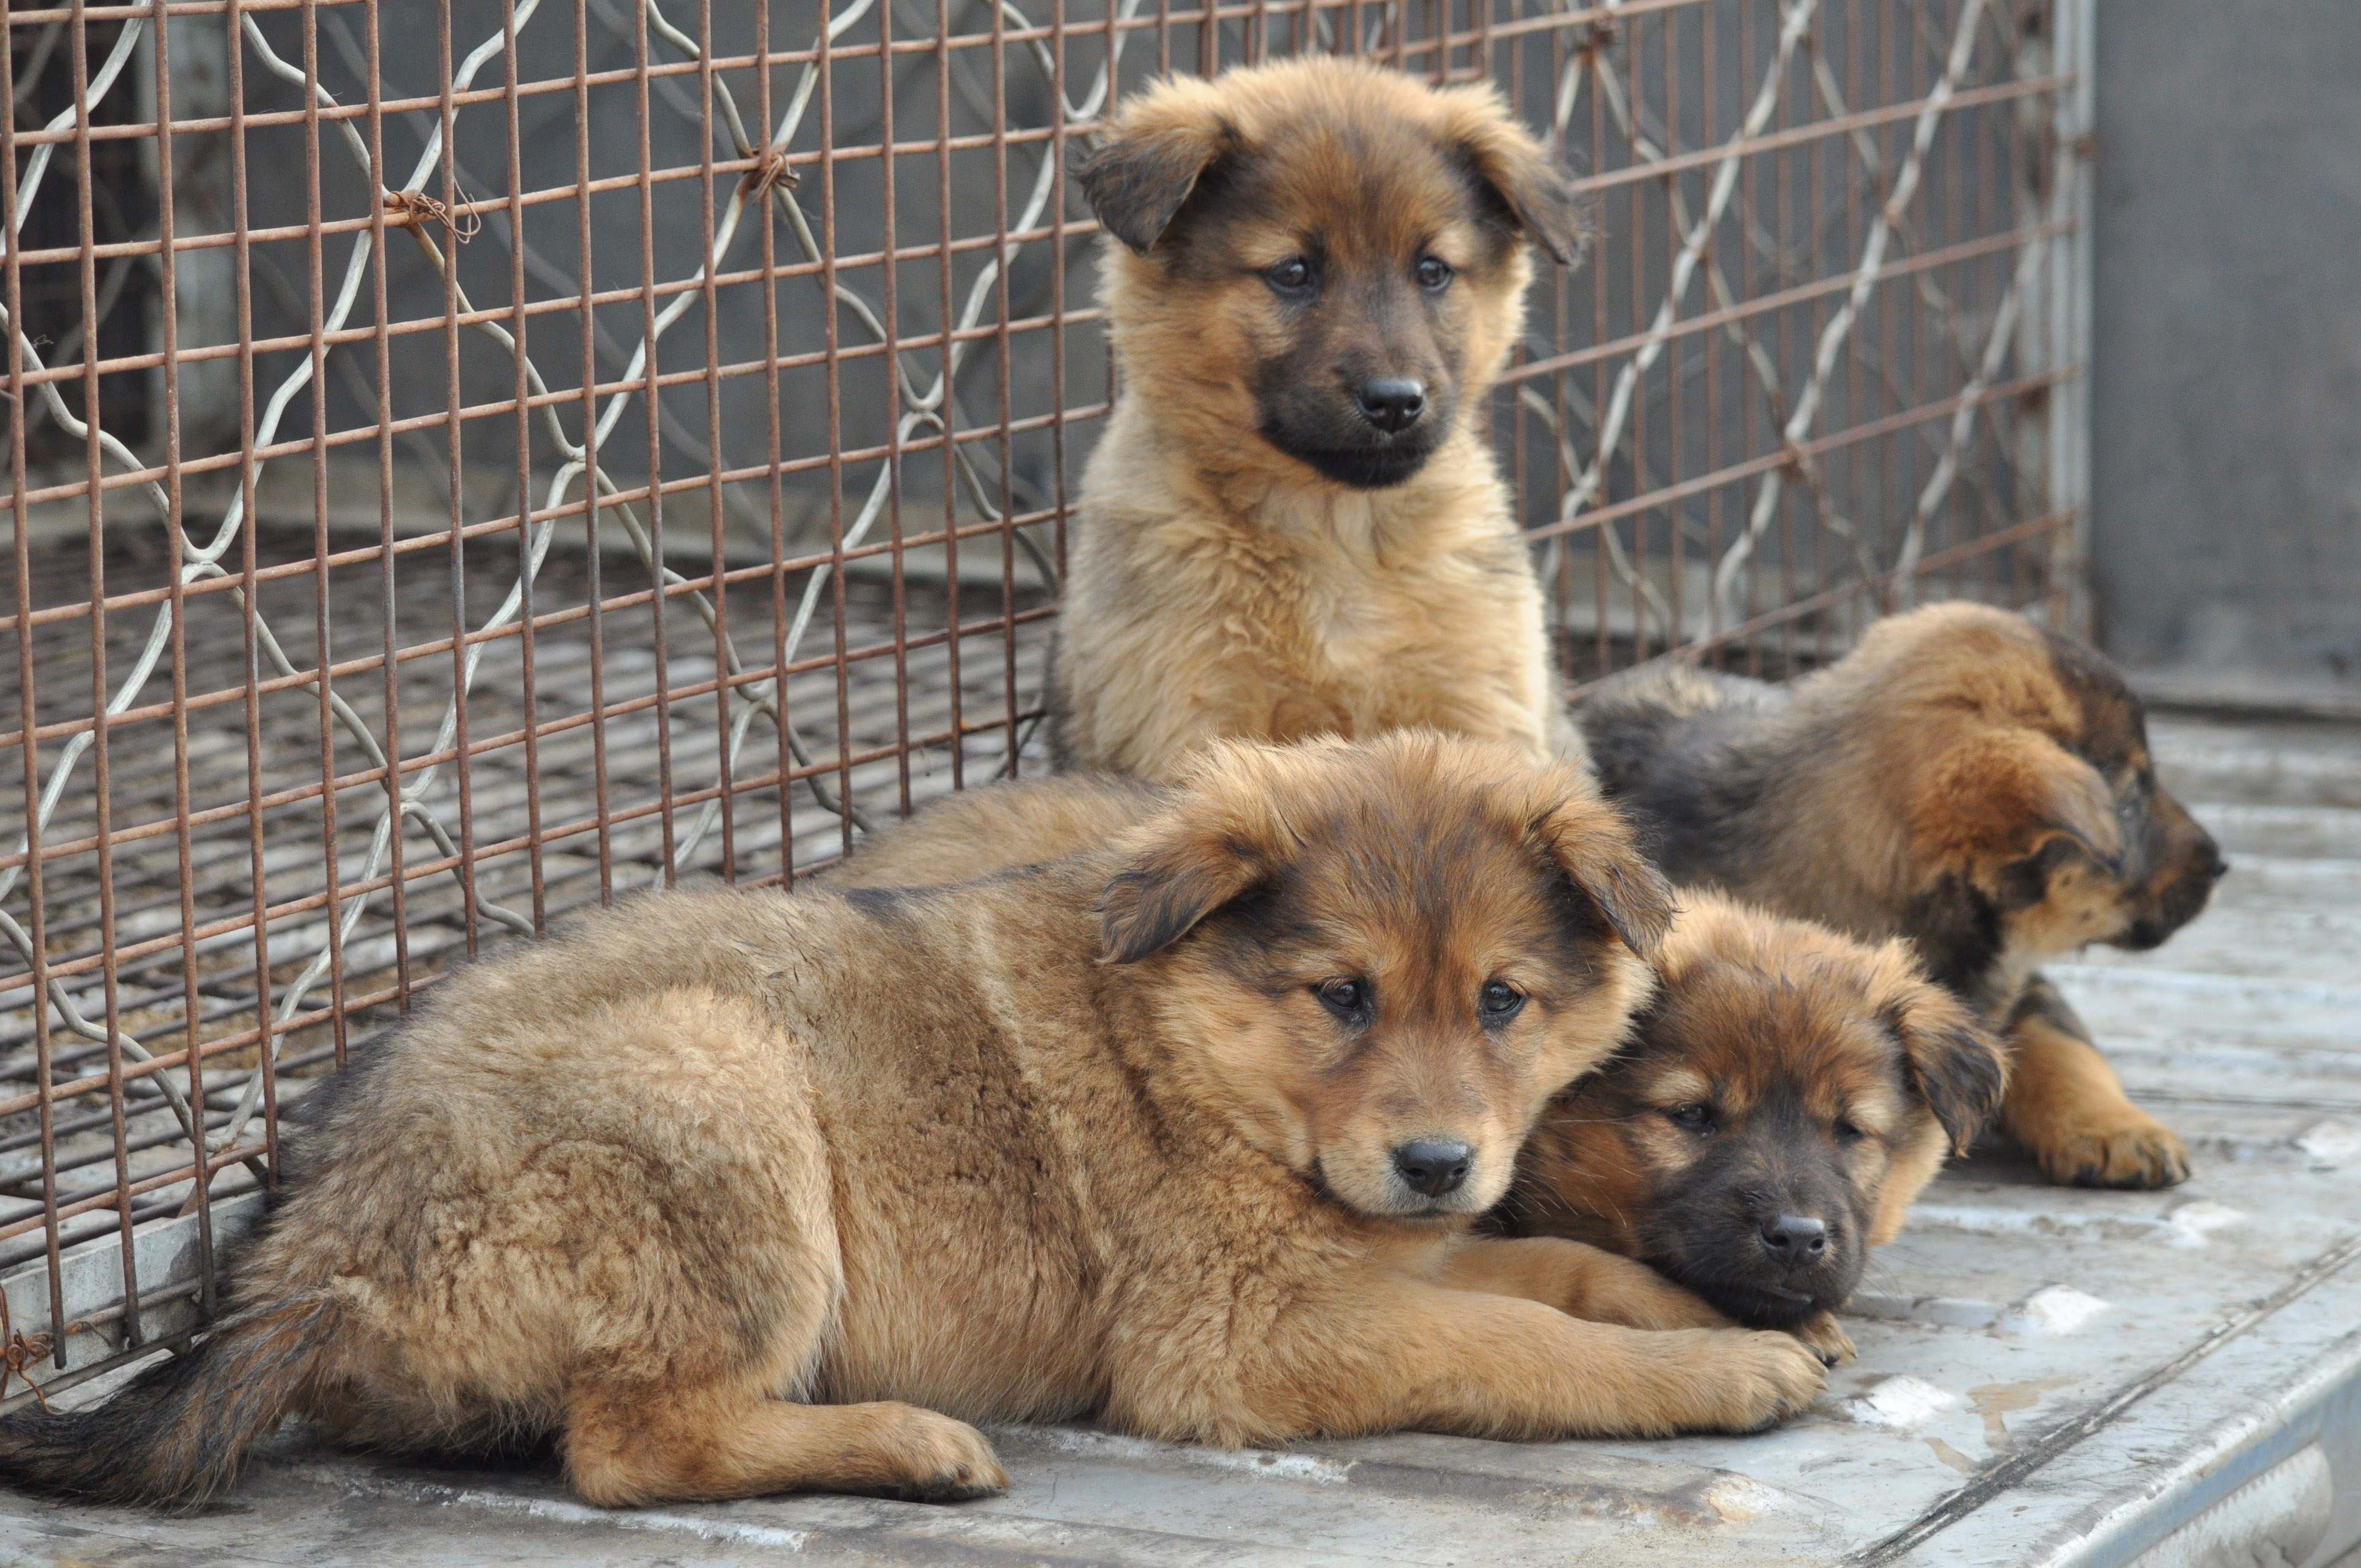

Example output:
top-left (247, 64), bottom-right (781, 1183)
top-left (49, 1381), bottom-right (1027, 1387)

top-left (1503, 892), bottom-right (2010, 1364)
top-left (1054, 57), bottom-right (1587, 779)
top-left (0, 734), bottom-right (1826, 1512)
top-left (1576, 602), bottom-right (2227, 1189)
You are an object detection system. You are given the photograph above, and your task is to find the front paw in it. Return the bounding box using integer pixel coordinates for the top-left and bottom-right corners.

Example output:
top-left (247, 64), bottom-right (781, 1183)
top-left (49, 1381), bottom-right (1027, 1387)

top-left (1787, 1310), bottom-right (1856, 1367)
top-left (2032, 1108), bottom-right (2191, 1189)
top-left (1638, 1328), bottom-right (1827, 1433)
top-left (1709, 1330), bottom-right (1829, 1431)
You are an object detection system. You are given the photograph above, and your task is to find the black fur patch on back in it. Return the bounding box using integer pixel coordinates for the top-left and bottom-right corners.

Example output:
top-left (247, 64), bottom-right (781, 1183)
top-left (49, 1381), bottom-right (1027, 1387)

top-left (1574, 686), bottom-right (1782, 889)
top-left (842, 884), bottom-right (918, 923)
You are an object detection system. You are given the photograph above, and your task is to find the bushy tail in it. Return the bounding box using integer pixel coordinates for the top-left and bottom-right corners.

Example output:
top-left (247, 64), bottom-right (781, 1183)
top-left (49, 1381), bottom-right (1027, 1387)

top-left (0, 1292), bottom-right (340, 1510)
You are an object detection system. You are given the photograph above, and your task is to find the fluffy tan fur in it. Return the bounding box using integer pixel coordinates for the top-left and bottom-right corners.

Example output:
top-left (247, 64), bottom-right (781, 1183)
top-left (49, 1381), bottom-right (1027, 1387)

top-left (1577, 603), bottom-right (2226, 1189)
top-left (1052, 57), bottom-right (1585, 780)
top-left (1, 734), bottom-right (1825, 1512)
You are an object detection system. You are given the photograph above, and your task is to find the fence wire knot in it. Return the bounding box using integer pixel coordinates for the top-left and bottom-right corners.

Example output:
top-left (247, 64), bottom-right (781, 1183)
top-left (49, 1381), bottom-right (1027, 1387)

top-left (738, 145), bottom-right (799, 200)
top-left (1575, 18), bottom-right (1619, 66)
top-left (0, 1295), bottom-right (84, 1413)
top-left (384, 188), bottom-right (480, 244)
top-left (1779, 438), bottom-right (1819, 484)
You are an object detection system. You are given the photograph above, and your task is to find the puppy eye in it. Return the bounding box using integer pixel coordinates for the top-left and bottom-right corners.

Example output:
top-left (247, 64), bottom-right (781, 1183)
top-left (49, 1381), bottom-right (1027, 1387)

top-left (1833, 1118), bottom-right (1866, 1144)
top-left (1479, 979), bottom-right (1525, 1023)
top-left (1666, 1102), bottom-right (1716, 1133)
top-left (1314, 977), bottom-right (1369, 1019)
top-left (1264, 256), bottom-right (1315, 296)
top-left (1415, 255), bottom-right (1453, 291)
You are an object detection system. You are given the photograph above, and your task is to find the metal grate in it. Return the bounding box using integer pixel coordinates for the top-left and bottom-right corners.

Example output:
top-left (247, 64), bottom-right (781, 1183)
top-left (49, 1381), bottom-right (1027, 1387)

top-left (1, 0), bottom-right (2087, 1406)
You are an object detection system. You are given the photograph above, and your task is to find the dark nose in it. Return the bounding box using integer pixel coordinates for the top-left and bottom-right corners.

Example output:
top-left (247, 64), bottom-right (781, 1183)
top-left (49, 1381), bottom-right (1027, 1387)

top-left (1393, 1139), bottom-right (1473, 1197)
top-left (1354, 377), bottom-right (1427, 433)
top-left (1759, 1213), bottom-right (1829, 1263)
top-left (2198, 831), bottom-right (2229, 881)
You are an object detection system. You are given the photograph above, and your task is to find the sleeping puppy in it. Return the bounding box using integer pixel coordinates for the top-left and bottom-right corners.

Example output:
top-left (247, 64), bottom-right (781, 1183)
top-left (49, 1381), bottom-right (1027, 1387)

top-left (1500, 892), bottom-right (2010, 1365)
top-left (1052, 56), bottom-right (1590, 780)
top-left (1576, 602), bottom-right (2226, 1189)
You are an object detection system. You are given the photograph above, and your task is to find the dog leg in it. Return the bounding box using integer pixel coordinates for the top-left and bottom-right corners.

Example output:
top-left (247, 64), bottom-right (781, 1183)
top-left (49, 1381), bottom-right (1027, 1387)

top-left (564, 1382), bottom-right (1007, 1506)
top-left (1435, 1235), bottom-right (1730, 1331)
top-left (1438, 1238), bottom-right (1857, 1365)
top-left (1129, 1279), bottom-right (1826, 1442)
top-left (1999, 976), bottom-right (2190, 1189)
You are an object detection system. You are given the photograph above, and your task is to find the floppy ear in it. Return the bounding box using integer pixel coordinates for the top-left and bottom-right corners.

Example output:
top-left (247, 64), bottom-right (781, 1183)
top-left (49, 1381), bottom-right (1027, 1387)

top-left (1914, 727), bottom-right (2119, 869)
top-left (1878, 960), bottom-right (2010, 1154)
top-left (1525, 791), bottom-right (1675, 957)
top-left (1074, 86), bottom-right (1233, 255)
top-left (1437, 86), bottom-right (1588, 265)
top-left (1098, 819), bottom-right (1269, 963)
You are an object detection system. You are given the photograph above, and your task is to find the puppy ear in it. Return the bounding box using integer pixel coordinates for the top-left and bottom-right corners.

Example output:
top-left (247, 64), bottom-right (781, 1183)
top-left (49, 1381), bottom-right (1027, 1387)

top-left (1525, 791), bottom-right (1675, 957)
top-left (1098, 746), bottom-right (1290, 961)
top-left (1878, 959), bottom-right (2010, 1154)
top-left (1914, 728), bottom-right (2118, 869)
top-left (1438, 86), bottom-right (1588, 265)
top-left (1074, 86), bottom-right (1232, 254)
top-left (1097, 826), bottom-right (1267, 963)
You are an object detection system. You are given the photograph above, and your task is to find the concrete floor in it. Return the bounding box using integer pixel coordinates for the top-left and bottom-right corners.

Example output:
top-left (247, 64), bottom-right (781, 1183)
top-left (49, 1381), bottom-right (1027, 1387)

top-left (3, 703), bottom-right (2358, 1567)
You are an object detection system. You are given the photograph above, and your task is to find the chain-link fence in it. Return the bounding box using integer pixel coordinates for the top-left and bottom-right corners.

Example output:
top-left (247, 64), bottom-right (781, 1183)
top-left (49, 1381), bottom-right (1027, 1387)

top-left (1, 0), bottom-right (2087, 1407)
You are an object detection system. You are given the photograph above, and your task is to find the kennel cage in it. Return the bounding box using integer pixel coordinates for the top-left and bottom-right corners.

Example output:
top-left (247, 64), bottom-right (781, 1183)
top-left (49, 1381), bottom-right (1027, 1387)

top-left (1, 0), bottom-right (2088, 1405)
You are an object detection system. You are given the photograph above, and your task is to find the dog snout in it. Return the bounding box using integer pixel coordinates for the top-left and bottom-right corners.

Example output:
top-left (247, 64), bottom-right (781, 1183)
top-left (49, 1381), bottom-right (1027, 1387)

top-left (1392, 1139), bottom-right (1473, 1197)
top-left (1354, 377), bottom-right (1427, 434)
top-left (1757, 1212), bottom-right (1830, 1265)
top-left (2194, 827), bottom-right (2229, 883)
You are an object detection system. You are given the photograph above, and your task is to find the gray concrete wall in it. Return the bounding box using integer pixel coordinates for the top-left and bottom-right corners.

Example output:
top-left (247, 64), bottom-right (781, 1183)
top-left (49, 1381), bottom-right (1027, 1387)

top-left (2090, 1), bottom-right (2361, 687)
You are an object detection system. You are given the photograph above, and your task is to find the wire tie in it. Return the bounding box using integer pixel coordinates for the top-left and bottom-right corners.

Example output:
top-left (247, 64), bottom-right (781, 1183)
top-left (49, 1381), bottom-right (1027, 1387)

top-left (385, 188), bottom-right (481, 244)
top-left (739, 145), bottom-right (800, 200)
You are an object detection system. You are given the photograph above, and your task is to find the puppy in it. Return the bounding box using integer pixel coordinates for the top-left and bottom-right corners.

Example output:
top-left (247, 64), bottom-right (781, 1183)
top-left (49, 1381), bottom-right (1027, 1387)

top-left (1053, 57), bottom-right (1588, 780)
top-left (1, 734), bottom-right (1825, 1512)
top-left (1502, 891), bottom-right (2010, 1366)
top-left (1577, 602), bottom-right (2227, 1189)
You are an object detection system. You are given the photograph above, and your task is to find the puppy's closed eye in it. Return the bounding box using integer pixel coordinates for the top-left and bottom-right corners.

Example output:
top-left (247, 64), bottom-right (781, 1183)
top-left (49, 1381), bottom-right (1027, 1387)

top-left (1664, 1102), bottom-right (1716, 1134)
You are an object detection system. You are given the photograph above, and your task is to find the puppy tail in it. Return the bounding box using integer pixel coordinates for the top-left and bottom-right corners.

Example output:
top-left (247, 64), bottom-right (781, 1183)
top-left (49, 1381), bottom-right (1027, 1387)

top-left (0, 1291), bottom-right (340, 1511)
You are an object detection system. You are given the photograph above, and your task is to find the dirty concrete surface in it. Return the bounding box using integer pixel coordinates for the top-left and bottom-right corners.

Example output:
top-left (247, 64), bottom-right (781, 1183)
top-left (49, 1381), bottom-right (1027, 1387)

top-left (4, 707), bottom-right (2358, 1567)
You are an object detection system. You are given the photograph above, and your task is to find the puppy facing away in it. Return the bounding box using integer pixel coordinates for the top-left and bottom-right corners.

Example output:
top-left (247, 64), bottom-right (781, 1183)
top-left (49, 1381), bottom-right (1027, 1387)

top-left (1053, 57), bottom-right (1589, 780)
top-left (1501, 892), bottom-right (2010, 1365)
top-left (1577, 602), bottom-right (2227, 1189)
top-left (0, 734), bottom-right (1827, 1512)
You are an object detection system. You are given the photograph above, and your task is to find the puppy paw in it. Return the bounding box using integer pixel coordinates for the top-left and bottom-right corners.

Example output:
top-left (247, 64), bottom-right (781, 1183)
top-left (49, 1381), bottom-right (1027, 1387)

top-left (2034, 1110), bottom-right (2191, 1190)
top-left (1787, 1310), bottom-right (1857, 1368)
top-left (1655, 1328), bottom-right (1828, 1432)
top-left (1726, 1330), bottom-right (1830, 1430)
top-left (875, 1407), bottom-right (1009, 1502)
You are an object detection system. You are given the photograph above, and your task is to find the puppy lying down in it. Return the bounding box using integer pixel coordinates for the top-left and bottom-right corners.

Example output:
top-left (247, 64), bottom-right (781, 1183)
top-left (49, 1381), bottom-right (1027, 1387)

top-left (1500, 891), bottom-right (2009, 1366)
top-left (0, 734), bottom-right (1824, 1512)
top-left (1575, 603), bottom-right (2223, 1189)
top-left (836, 771), bottom-right (2011, 1363)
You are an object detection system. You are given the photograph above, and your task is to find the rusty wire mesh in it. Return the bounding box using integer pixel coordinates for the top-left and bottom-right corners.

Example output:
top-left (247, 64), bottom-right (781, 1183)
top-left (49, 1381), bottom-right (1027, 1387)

top-left (1, 0), bottom-right (2086, 1404)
